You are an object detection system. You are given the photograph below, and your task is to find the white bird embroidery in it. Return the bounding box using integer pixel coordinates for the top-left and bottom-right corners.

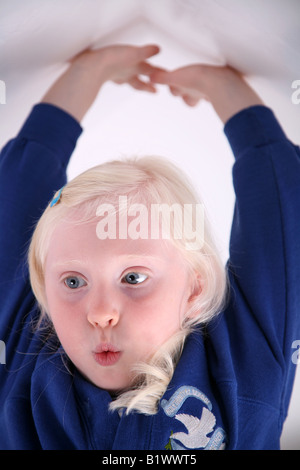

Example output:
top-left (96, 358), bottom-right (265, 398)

top-left (171, 407), bottom-right (216, 449)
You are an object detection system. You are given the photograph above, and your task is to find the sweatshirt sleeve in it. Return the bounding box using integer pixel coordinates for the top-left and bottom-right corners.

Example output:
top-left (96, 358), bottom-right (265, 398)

top-left (0, 103), bottom-right (82, 335)
top-left (223, 105), bottom-right (300, 421)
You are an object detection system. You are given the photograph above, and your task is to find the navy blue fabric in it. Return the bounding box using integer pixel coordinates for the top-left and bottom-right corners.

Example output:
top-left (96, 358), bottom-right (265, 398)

top-left (0, 103), bottom-right (299, 449)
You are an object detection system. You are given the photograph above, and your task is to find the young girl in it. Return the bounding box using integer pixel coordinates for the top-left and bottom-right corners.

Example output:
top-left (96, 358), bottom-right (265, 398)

top-left (0, 44), bottom-right (299, 450)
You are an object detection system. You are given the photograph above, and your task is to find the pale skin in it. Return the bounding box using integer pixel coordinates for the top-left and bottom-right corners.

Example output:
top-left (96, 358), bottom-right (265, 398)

top-left (42, 44), bottom-right (162, 121)
top-left (44, 219), bottom-right (195, 392)
top-left (41, 43), bottom-right (264, 392)
top-left (149, 64), bottom-right (263, 123)
top-left (41, 44), bottom-right (263, 123)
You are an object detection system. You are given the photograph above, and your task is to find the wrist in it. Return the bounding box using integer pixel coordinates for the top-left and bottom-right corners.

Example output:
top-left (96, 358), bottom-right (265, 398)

top-left (41, 62), bottom-right (106, 122)
top-left (203, 67), bottom-right (264, 123)
top-left (70, 51), bottom-right (112, 84)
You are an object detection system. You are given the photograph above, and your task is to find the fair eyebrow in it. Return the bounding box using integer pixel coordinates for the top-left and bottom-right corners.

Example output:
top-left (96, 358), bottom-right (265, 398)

top-left (120, 254), bottom-right (162, 261)
top-left (52, 259), bottom-right (89, 268)
top-left (52, 254), bottom-right (162, 268)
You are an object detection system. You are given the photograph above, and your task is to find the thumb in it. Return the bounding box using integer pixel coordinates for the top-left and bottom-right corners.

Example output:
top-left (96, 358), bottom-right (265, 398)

top-left (150, 69), bottom-right (174, 84)
top-left (137, 44), bottom-right (160, 60)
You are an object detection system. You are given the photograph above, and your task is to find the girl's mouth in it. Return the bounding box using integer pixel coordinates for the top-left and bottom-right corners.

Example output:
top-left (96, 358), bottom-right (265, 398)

top-left (93, 343), bottom-right (122, 367)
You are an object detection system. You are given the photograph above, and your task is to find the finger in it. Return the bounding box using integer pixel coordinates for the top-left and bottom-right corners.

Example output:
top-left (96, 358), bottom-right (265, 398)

top-left (137, 44), bottom-right (160, 61)
top-left (128, 76), bottom-right (157, 93)
top-left (169, 85), bottom-right (182, 97)
top-left (139, 62), bottom-right (166, 77)
top-left (182, 95), bottom-right (201, 107)
top-left (150, 70), bottom-right (174, 85)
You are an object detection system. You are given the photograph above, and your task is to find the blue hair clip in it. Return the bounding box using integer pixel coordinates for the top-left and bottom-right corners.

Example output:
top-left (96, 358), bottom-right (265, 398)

top-left (50, 186), bottom-right (65, 207)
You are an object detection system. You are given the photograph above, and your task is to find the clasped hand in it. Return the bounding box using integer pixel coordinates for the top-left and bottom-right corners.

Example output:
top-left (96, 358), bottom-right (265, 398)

top-left (70, 44), bottom-right (209, 107)
top-left (42, 43), bottom-right (263, 123)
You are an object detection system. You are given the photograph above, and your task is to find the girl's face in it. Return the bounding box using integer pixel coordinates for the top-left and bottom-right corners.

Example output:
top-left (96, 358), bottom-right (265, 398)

top-left (44, 216), bottom-right (195, 393)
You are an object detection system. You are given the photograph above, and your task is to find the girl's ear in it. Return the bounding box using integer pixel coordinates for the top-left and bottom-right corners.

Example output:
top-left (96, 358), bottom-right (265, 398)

top-left (185, 271), bottom-right (202, 319)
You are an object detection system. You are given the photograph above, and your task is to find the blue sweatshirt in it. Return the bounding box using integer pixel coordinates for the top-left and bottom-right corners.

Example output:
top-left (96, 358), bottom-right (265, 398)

top-left (0, 103), bottom-right (299, 450)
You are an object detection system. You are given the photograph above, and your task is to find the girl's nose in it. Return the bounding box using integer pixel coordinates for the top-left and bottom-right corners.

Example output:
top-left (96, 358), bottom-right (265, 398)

top-left (87, 294), bottom-right (120, 329)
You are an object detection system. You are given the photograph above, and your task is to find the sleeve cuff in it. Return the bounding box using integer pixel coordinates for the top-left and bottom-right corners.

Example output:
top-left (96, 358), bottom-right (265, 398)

top-left (18, 102), bottom-right (83, 157)
top-left (223, 105), bottom-right (288, 159)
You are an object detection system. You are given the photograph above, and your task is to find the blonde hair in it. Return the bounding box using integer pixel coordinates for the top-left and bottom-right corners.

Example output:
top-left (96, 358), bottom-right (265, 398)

top-left (28, 156), bottom-right (228, 415)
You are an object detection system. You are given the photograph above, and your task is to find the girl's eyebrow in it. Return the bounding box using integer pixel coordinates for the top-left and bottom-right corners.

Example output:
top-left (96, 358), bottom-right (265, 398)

top-left (52, 259), bottom-right (88, 268)
top-left (52, 254), bottom-right (162, 267)
top-left (120, 254), bottom-right (162, 261)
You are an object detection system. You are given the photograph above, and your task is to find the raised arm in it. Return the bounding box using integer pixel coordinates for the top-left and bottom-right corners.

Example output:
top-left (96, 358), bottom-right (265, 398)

top-left (0, 43), bottom-right (162, 260)
top-left (0, 44), bottom-right (162, 338)
top-left (150, 64), bottom-right (263, 123)
top-left (153, 64), bottom-right (300, 429)
top-left (41, 44), bottom-right (161, 121)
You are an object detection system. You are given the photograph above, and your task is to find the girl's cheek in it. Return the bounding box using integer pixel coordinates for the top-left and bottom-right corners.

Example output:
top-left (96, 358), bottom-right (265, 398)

top-left (47, 290), bottom-right (84, 321)
top-left (121, 276), bottom-right (162, 301)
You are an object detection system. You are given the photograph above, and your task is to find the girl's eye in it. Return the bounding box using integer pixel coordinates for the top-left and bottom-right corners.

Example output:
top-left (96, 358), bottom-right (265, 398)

top-left (64, 276), bottom-right (87, 289)
top-left (122, 272), bottom-right (148, 285)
